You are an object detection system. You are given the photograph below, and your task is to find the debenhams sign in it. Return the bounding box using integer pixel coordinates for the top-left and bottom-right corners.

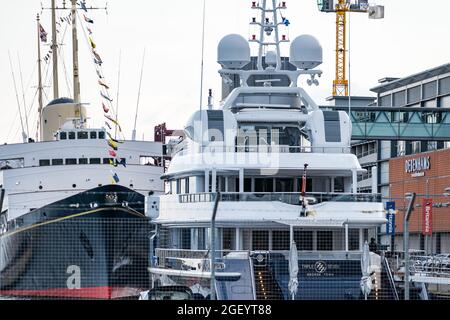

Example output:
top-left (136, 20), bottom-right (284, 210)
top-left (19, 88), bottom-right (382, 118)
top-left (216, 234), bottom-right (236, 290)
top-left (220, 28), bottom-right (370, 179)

top-left (405, 156), bottom-right (431, 177)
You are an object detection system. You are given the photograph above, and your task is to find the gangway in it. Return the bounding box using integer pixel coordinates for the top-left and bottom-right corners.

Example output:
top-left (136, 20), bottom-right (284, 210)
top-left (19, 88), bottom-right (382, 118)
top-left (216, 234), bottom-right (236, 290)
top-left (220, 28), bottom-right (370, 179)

top-left (321, 106), bottom-right (450, 141)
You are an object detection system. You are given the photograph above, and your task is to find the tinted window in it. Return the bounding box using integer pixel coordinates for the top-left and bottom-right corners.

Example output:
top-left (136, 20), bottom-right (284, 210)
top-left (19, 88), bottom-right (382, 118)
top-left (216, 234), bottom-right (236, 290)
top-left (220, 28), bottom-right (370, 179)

top-left (98, 131), bottom-right (106, 139)
top-left (317, 231), bottom-right (333, 251)
top-left (39, 159), bottom-right (50, 166)
top-left (59, 132), bottom-right (67, 140)
top-left (66, 158), bottom-right (77, 165)
top-left (103, 158), bottom-right (112, 164)
top-left (90, 131), bottom-right (97, 139)
top-left (79, 158), bottom-right (88, 165)
top-left (68, 132), bottom-right (76, 140)
top-left (77, 131), bottom-right (88, 139)
top-left (52, 159), bottom-right (64, 166)
top-left (89, 158), bottom-right (101, 164)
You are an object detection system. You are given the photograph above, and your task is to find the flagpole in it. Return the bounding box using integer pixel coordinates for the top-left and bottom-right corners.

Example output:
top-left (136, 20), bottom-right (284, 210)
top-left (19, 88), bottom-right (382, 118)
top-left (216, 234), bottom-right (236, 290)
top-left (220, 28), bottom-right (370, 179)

top-left (51, 0), bottom-right (59, 99)
top-left (37, 13), bottom-right (44, 141)
top-left (71, 0), bottom-right (81, 105)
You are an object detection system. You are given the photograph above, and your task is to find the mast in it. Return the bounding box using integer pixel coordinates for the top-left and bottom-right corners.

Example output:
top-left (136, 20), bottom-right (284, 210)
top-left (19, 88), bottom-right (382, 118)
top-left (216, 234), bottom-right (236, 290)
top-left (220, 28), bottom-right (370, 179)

top-left (51, 0), bottom-right (59, 99)
top-left (37, 13), bottom-right (44, 141)
top-left (71, 0), bottom-right (81, 104)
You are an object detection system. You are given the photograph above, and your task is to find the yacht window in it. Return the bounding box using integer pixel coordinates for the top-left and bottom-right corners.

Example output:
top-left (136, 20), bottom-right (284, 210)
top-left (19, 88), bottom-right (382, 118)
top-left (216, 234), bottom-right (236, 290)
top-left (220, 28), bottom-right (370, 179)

top-left (89, 158), bottom-right (101, 164)
top-left (176, 179), bottom-right (182, 194)
top-left (68, 132), bottom-right (76, 140)
top-left (66, 158), bottom-right (77, 165)
top-left (244, 178), bottom-right (252, 192)
top-left (198, 229), bottom-right (206, 250)
top-left (349, 229), bottom-right (360, 251)
top-left (98, 131), bottom-right (106, 139)
top-left (252, 230), bottom-right (269, 251)
top-left (90, 131), bottom-right (97, 139)
top-left (272, 231), bottom-right (290, 250)
top-left (255, 178), bottom-right (273, 193)
top-left (59, 132), bottom-right (67, 140)
top-left (180, 229), bottom-right (191, 250)
top-left (52, 159), bottom-right (64, 166)
top-left (317, 231), bottom-right (333, 251)
top-left (39, 159), bottom-right (51, 167)
top-left (77, 131), bottom-right (88, 139)
top-left (103, 158), bottom-right (113, 164)
top-left (294, 231), bottom-right (313, 251)
top-left (297, 178), bottom-right (313, 193)
top-left (334, 178), bottom-right (345, 193)
top-left (79, 158), bottom-right (88, 165)
top-left (275, 178), bottom-right (293, 192)
top-left (222, 229), bottom-right (236, 251)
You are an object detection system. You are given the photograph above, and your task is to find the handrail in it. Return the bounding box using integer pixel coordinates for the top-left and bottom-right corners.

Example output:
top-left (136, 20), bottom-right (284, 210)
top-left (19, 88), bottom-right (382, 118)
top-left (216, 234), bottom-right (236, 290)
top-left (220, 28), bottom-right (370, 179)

top-left (383, 255), bottom-right (400, 300)
top-left (179, 192), bottom-right (382, 205)
top-left (174, 145), bottom-right (351, 157)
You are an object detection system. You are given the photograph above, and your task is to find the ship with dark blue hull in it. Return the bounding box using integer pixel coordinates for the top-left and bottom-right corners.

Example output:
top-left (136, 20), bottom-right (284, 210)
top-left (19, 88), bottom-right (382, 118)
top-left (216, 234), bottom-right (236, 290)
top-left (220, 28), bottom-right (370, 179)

top-left (0, 185), bottom-right (154, 299)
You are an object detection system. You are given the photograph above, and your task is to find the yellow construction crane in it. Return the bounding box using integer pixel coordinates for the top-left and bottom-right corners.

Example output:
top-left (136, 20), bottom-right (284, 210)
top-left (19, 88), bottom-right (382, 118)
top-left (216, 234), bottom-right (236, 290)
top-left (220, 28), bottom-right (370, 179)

top-left (317, 0), bottom-right (384, 96)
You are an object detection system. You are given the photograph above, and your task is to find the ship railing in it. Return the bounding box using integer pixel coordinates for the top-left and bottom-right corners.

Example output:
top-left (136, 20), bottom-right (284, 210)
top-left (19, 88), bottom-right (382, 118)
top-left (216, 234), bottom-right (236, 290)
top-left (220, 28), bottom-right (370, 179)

top-left (178, 192), bottom-right (382, 205)
top-left (409, 255), bottom-right (450, 277)
top-left (174, 145), bottom-right (350, 156)
top-left (154, 248), bottom-right (250, 270)
top-left (153, 248), bottom-right (364, 270)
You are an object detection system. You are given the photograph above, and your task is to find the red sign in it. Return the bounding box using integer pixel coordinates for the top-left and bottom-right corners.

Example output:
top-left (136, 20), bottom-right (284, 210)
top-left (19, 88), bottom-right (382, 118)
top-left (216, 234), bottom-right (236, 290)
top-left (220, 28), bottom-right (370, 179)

top-left (422, 199), bottom-right (433, 236)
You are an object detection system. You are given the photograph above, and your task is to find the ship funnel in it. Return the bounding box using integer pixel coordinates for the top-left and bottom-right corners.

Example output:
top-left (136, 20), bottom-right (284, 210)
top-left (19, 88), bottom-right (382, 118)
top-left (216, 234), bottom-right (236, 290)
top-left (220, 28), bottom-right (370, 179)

top-left (40, 98), bottom-right (87, 142)
top-left (218, 34), bottom-right (251, 69)
top-left (290, 35), bottom-right (323, 70)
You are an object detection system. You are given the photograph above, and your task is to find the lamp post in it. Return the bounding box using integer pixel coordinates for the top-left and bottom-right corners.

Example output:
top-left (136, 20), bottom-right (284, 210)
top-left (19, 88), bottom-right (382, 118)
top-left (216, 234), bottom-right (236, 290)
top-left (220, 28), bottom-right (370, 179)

top-left (210, 191), bottom-right (220, 300)
top-left (403, 192), bottom-right (416, 300)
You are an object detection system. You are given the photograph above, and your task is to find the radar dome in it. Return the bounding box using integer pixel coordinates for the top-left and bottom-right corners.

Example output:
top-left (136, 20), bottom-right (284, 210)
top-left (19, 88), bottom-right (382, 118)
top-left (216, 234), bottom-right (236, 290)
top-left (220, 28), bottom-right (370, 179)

top-left (218, 34), bottom-right (251, 69)
top-left (290, 35), bottom-right (323, 70)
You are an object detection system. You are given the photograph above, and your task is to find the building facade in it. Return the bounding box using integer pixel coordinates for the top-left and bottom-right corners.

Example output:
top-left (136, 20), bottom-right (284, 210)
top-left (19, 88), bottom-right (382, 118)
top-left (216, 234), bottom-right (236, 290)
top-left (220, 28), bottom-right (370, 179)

top-left (387, 148), bottom-right (450, 254)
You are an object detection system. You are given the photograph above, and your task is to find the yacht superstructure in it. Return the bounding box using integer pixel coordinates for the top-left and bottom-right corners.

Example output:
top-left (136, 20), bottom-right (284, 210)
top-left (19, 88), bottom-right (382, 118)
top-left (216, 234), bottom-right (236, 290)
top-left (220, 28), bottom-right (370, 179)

top-left (148, 0), bottom-right (387, 300)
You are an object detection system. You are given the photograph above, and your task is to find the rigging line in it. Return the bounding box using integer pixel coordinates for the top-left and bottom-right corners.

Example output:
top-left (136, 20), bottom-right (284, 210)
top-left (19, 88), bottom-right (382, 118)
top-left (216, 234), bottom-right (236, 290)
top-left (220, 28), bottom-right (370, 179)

top-left (17, 52), bottom-right (30, 138)
top-left (199, 0), bottom-right (207, 111)
top-left (77, 10), bottom-right (118, 119)
top-left (132, 48), bottom-right (146, 141)
top-left (115, 50), bottom-right (122, 140)
top-left (58, 21), bottom-right (73, 96)
top-left (8, 51), bottom-right (27, 142)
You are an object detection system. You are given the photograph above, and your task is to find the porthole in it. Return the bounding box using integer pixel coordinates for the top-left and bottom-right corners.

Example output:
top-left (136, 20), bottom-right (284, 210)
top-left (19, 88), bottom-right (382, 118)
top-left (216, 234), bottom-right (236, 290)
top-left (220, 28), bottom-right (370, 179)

top-left (38, 185), bottom-right (43, 190)
top-left (72, 184), bottom-right (77, 188)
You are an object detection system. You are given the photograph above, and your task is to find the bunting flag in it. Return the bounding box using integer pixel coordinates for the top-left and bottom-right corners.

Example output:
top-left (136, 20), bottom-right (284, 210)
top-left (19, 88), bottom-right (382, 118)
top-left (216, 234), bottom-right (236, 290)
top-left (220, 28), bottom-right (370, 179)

top-left (79, 8), bottom-right (128, 185)
top-left (108, 139), bottom-right (118, 151)
top-left (111, 172), bottom-right (120, 184)
top-left (109, 159), bottom-right (118, 167)
top-left (101, 91), bottom-right (113, 102)
top-left (93, 51), bottom-right (103, 64)
top-left (107, 132), bottom-right (124, 144)
top-left (89, 37), bottom-right (96, 49)
top-left (102, 102), bottom-right (109, 113)
top-left (109, 150), bottom-right (117, 157)
top-left (84, 15), bottom-right (94, 24)
top-left (80, 1), bottom-right (88, 12)
top-left (116, 158), bottom-right (127, 168)
top-left (99, 79), bottom-right (109, 89)
top-left (39, 24), bottom-right (48, 42)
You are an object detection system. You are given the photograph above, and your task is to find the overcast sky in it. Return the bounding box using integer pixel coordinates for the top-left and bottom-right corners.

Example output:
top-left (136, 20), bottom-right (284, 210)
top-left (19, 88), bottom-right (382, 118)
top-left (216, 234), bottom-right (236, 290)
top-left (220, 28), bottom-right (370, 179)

top-left (1, 0), bottom-right (449, 143)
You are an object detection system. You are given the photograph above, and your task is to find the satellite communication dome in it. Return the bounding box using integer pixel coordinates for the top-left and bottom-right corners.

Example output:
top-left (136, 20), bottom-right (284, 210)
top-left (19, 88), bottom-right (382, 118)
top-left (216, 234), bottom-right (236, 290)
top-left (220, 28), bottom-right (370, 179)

top-left (218, 34), bottom-right (251, 69)
top-left (289, 35), bottom-right (323, 70)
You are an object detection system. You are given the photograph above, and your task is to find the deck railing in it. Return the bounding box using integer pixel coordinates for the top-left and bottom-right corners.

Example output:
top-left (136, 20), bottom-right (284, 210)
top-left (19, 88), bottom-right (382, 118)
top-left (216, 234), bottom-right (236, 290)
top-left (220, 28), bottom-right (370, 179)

top-left (179, 192), bottom-right (382, 205)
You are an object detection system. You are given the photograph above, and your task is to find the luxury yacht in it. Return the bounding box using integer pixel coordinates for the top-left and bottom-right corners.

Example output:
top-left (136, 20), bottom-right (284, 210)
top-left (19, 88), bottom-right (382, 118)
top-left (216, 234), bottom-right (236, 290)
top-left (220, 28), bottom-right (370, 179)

top-left (146, 1), bottom-right (390, 300)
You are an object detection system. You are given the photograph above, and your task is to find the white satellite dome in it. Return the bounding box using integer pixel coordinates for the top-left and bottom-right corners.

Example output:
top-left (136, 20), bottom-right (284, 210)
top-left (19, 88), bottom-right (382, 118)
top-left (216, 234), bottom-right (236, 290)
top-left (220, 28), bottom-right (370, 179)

top-left (289, 35), bottom-right (323, 70)
top-left (218, 34), bottom-right (251, 69)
